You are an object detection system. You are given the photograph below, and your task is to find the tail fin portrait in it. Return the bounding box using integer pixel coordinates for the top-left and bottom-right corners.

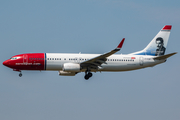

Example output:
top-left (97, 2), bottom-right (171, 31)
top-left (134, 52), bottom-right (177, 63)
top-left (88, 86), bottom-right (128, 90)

top-left (131, 25), bottom-right (172, 56)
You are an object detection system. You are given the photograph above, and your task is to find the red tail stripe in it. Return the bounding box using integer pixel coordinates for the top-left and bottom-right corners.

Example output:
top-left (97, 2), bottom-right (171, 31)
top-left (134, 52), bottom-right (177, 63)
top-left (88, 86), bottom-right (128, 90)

top-left (162, 25), bottom-right (172, 30)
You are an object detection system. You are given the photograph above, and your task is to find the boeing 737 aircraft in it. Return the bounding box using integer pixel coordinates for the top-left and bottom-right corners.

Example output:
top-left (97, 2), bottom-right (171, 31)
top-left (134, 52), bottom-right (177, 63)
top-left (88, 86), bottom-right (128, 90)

top-left (3, 25), bottom-right (177, 80)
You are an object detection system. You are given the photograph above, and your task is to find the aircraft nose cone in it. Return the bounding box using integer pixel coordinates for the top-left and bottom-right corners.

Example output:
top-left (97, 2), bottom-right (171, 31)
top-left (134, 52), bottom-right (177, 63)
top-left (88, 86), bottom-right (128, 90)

top-left (3, 60), bottom-right (9, 67)
top-left (3, 61), bottom-right (7, 66)
top-left (3, 60), bottom-right (14, 68)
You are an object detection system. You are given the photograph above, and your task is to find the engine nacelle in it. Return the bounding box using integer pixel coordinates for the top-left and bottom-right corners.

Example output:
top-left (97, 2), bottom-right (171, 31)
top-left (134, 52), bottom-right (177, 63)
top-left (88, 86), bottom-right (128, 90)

top-left (63, 63), bottom-right (81, 72)
top-left (59, 71), bottom-right (76, 76)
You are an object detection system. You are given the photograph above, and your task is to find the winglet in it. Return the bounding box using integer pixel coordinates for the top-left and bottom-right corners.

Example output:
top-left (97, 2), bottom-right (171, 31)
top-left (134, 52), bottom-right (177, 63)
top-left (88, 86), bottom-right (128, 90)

top-left (117, 38), bottom-right (125, 49)
top-left (162, 25), bottom-right (172, 31)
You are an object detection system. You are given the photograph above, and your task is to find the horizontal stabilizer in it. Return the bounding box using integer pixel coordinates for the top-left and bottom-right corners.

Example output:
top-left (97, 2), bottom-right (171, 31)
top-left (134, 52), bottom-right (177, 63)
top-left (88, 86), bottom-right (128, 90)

top-left (153, 52), bottom-right (177, 60)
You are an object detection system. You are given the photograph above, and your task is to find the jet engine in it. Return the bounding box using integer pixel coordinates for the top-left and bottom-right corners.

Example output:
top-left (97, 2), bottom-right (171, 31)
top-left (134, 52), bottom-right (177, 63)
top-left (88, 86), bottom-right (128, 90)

top-left (63, 63), bottom-right (81, 72)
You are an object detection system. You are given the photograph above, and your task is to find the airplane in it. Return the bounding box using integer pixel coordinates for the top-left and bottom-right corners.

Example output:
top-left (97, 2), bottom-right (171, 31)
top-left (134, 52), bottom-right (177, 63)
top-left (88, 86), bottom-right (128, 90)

top-left (3, 25), bottom-right (177, 80)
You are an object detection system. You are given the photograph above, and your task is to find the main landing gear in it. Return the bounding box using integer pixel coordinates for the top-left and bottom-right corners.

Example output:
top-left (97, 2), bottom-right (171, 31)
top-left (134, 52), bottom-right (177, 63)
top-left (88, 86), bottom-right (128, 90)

top-left (84, 69), bottom-right (93, 80)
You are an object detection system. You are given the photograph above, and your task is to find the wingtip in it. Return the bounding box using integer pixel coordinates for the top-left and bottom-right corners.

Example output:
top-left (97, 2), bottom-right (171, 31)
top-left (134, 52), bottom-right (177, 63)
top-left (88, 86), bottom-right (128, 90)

top-left (117, 38), bottom-right (125, 48)
top-left (162, 25), bottom-right (172, 30)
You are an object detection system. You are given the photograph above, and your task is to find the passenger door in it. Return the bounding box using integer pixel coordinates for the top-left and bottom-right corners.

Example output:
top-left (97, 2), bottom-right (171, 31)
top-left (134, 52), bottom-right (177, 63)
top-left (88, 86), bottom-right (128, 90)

top-left (139, 57), bottom-right (144, 66)
top-left (23, 55), bottom-right (28, 64)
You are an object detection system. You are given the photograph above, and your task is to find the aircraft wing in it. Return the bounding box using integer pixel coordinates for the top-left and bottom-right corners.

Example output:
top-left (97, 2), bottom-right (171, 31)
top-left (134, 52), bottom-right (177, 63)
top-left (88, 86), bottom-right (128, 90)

top-left (153, 52), bottom-right (177, 60)
top-left (80, 38), bottom-right (125, 69)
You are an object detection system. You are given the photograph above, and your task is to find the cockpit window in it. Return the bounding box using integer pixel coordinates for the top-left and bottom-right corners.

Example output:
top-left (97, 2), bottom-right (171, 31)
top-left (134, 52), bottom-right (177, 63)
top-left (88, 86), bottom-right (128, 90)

top-left (10, 57), bottom-right (21, 60)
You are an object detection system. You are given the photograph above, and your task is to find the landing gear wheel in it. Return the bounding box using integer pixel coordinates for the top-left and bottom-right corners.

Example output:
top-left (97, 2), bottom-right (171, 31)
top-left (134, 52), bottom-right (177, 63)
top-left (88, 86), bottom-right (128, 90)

top-left (84, 68), bottom-right (93, 80)
top-left (84, 75), bottom-right (89, 80)
top-left (88, 72), bottom-right (92, 78)
top-left (84, 72), bottom-right (93, 80)
top-left (19, 73), bottom-right (22, 77)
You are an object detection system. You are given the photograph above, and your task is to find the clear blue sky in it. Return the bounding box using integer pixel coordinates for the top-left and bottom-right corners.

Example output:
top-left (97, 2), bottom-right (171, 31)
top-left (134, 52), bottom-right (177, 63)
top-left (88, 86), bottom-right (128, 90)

top-left (0, 0), bottom-right (180, 120)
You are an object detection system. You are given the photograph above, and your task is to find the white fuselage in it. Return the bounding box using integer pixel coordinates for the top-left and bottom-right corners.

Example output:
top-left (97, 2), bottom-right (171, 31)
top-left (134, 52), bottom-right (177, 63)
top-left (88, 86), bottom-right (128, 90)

top-left (46, 53), bottom-right (165, 72)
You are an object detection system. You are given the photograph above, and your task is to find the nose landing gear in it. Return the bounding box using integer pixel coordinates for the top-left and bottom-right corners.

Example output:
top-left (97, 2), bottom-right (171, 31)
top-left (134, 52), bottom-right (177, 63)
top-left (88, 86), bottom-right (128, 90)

top-left (19, 72), bottom-right (22, 77)
top-left (13, 69), bottom-right (22, 77)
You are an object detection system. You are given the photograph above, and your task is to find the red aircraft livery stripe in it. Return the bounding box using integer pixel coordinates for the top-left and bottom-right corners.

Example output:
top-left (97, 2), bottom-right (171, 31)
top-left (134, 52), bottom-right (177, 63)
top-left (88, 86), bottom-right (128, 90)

top-left (11, 53), bottom-right (46, 70)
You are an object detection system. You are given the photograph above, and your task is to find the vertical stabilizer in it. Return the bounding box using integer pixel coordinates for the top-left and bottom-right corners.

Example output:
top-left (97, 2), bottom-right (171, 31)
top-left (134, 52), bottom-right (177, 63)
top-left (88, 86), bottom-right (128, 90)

top-left (130, 25), bottom-right (172, 56)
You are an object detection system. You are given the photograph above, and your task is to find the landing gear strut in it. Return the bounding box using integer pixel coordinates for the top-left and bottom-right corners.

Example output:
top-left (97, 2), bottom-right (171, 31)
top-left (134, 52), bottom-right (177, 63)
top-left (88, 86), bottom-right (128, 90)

top-left (13, 69), bottom-right (22, 77)
top-left (84, 69), bottom-right (93, 80)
